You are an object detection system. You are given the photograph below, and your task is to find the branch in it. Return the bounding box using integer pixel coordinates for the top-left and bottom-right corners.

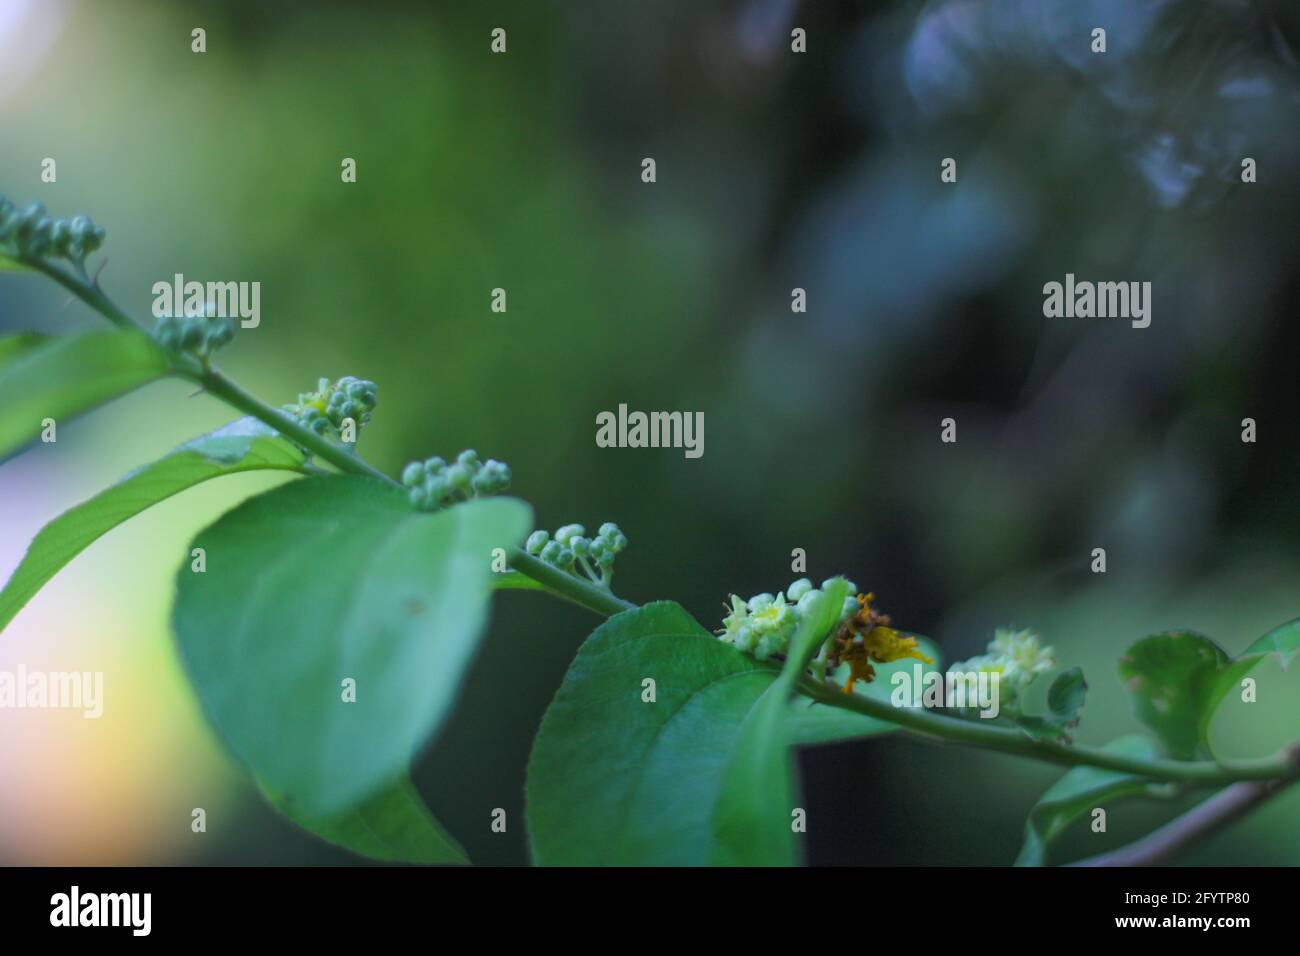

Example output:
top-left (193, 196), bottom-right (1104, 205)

top-left (37, 258), bottom-right (637, 620)
top-left (797, 677), bottom-right (1300, 786)
top-left (1072, 762), bottom-right (1300, 866)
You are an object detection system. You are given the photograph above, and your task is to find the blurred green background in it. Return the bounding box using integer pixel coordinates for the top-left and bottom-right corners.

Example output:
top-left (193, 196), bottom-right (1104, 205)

top-left (1, 0), bottom-right (1298, 865)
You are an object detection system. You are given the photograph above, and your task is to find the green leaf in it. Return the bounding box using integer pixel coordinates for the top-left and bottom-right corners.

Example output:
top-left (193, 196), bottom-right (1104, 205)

top-left (490, 570), bottom-right (545, 592)
top-left (1015, 735), bottom-right (1169, 866)
top-left (1119, 620), bottom-right (1300, 760)
top-left (0, 332), bottom-right (50, 365)
top-left (0, 251), bottom-right (31, 272)
top-left (710, 579), bottom-right (849, 866)
top-left (0, 329), bottom-right (168, 461)
top-left (1208, 619), bottom-right (1300, 735)
top-left (526, 595), bottom-right (901, 866)
top-left (266, 775), bottom-right (468, 865)
top-left (527, 602), bottom-right (772, 866)
top-left (174, 476), bottom-right (531, 815)
top-left (1013, 667), bottom-right (1088, 742)
top-left (0, 418), bottom-right (305, 635)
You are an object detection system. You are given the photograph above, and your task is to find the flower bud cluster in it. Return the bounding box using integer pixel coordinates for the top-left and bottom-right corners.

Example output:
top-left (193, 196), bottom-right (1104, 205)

top-left (281, 376), bottom-right (378, 444)
top-left (153, 305), bottom-right (235, 359)
top-left (402, 449), bottom-right (510, 512)
top-left (0, 197), bottom-right (105, 265)
top-left (947, 628), bottom-right (1055, 705)
top-left (717, 578), bottom-right (859, 662)
top-left (524, 521), bottom-right (626, 587)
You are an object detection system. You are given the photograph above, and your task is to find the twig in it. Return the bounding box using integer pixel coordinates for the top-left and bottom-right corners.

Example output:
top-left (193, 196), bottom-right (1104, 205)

top-left (1072, 744), bottom-right (1300, 866)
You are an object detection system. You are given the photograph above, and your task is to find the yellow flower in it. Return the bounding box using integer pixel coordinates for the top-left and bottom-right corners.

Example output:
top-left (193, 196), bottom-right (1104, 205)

top-left (832, 593), bottom-right (932, 694)
top-left (863, 626), bottom-right (932, 667)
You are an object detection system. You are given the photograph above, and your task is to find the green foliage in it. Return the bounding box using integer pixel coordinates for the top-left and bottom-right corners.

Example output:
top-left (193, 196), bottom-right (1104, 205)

top-left (0, 418), bottom-right (304, 634)
top-left (0, 330), bottom-right (167, 461)
top-left (4, 192), bottom-right (1297, 867)
top-left (1015, 735), bottom-right (1169, 866)
top-left (0, 332), bottom-right (47, 360)
top-left (710, 579), bottom-right (849, 866)
top-left (1119, 620), bottom-right (1300, 759)
top-left (526, 594), bottom-right (901, 866)
top-left (266, 776), bottom-right (468, 865)
top-left (174, 476), bottom-right (531, 815)
top-left (1012, 667), bottom-right (1088, 742)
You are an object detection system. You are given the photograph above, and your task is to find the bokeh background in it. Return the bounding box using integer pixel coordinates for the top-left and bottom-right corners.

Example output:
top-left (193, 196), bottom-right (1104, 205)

top-left (1, 0), bottom-right (1298, 865)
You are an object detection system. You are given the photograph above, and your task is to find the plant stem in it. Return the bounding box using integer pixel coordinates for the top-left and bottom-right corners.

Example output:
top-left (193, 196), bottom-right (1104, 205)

top-left (47, 251), bottom-right (1291, 793)
top-left (29, 258), bottom-right (146, 332)
top-left (44, 260), bottom-right (638, 620)
top-left (197, 366), bottom-right (398, 486)
top-left (797, 677), bottom-right (1300, 786)
top-left (1070, 771), bottom-right (1300, 866)
top-left (508, 549), bottom-right (636, 617)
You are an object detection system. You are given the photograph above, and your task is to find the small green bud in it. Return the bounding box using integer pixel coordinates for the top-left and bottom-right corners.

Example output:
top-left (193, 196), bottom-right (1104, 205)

top-left (749, 593), bottom-right (775, 610)
top-left (409, 485), bottom-right (432, 511)
top-left (456, 449), bottom-right (479, 468)
top-left (153, 316), bottom-right (181, 349)
top-left (427, 476), bottom-right (451, 505)
top-left (206, 316), bottom-right (235, 349)
top-left (556, 547), bottom-right (575, 569)
top-left (14, 203), bottom-right (45, 241)
top-left (732, 622), bottom-right (758, 653)
top-left (67, 214), bottom-right (92, 247)
top-left (570, 536), bottom-right (590, 558)
top-left (786, 578), bottom-right (813, 602)
top-left (49, 219), bottom-right (72, 256)
top-left (472, 459), bottom-right (511, 495)
top-left (0, 197), bottom-right (15, 240)
top-left (423, 456), bottom-right (446, 476)
top-left (401, 462), bottom-right (425, 487)
top-left (445, 462), bottom-right (473, 492)
top-left (345, 378), bottom-right (377, 408)
top-left (754, 632), bottom-right (784, 662)
top-left (598, 522), bottom-right (620, 538)
top-left (25, 217), bottom-right (54, 256)
top-left (540, 541), bottom-right (562, 564)
top-left (796, 589), bottom-right (822, 614)
top-left (555, 524), bottom-right (585, 546)
top-left (525, 530), bottom-right (550, 554)
top-left (179, 319), bottom-right (204, 350)
top-left (83, 223), bottom-right (106, 255)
